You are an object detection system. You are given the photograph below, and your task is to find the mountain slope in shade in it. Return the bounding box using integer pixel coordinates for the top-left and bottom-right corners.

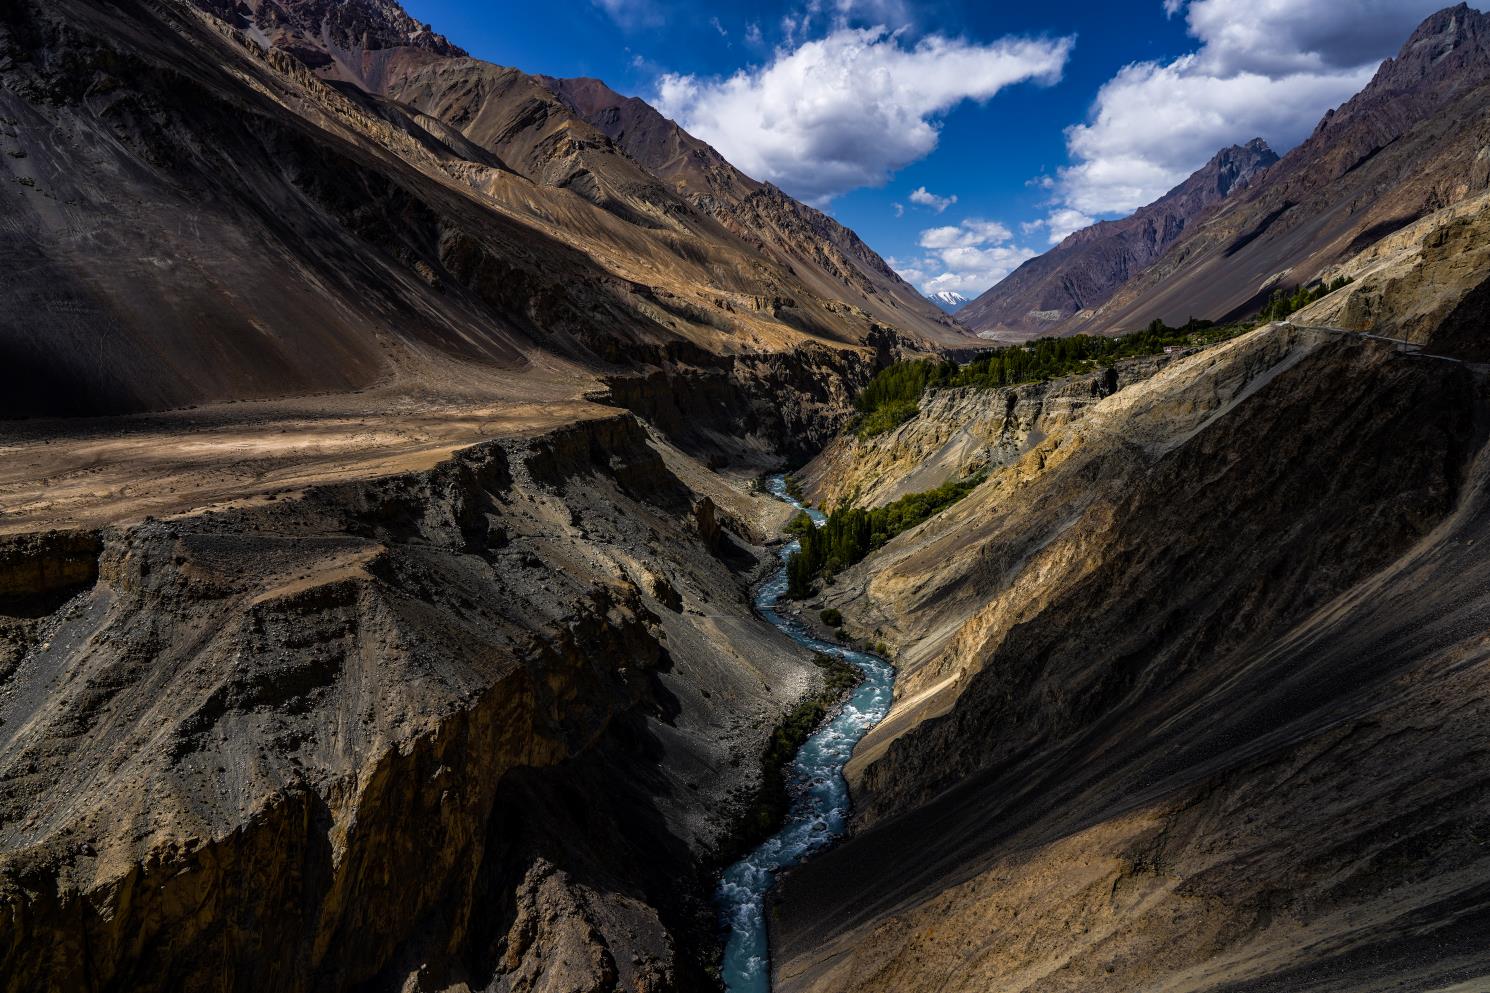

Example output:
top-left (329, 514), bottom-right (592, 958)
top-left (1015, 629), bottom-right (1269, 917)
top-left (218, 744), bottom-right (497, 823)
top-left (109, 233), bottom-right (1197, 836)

top-left (777, 321), bottom-right (1490, 993)
top-left (1058, 3), bottom-right (1490, 335)
top-left (959, 139), bottom-right (1278, 340)
top-left (0, 0), bottom-right (969, 421)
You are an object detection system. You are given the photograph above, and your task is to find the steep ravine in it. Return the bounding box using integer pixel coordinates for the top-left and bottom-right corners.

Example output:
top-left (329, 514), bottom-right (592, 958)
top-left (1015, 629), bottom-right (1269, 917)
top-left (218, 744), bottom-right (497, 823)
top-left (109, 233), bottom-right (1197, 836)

top-left (771, 324), bottom-right (1490, 992)
top-left (0, 413), bottom-right (825, 993)
top-left (716, 478), bottom-right (895, 993)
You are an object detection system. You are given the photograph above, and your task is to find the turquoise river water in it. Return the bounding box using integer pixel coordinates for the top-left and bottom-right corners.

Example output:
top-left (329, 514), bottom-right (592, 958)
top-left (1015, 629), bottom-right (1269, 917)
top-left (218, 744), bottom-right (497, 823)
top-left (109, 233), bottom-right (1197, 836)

top-left (715, 475), bottom-right (897, 993)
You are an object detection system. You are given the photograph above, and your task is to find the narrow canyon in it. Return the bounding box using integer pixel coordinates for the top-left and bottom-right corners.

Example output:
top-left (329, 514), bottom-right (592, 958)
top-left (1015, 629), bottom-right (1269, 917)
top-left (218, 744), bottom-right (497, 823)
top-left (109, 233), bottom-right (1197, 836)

top-left (3, 2), bottom-right (1490, 992)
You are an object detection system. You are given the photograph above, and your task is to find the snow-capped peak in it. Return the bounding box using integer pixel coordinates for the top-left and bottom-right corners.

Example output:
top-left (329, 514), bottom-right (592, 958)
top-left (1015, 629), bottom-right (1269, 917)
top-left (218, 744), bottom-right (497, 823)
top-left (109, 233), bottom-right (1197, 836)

top-left (929, 290), bottom-right (968, 312)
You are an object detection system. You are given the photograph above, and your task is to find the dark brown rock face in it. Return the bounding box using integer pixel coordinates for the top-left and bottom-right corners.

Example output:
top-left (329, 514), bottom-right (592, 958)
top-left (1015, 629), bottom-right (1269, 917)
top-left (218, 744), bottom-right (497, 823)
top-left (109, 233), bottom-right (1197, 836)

top-left (0, 0), bottom-right (963, 422)
top-left (959, 140), bottom-right (1277, 339)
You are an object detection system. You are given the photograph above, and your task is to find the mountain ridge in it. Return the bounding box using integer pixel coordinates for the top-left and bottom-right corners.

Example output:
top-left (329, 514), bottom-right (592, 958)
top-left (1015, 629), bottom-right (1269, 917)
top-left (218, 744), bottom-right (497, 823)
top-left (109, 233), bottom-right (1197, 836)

top-left (960, 139), bottom-right (1278, 339)
top-left (1023, 2), bottom-right (1490, 336)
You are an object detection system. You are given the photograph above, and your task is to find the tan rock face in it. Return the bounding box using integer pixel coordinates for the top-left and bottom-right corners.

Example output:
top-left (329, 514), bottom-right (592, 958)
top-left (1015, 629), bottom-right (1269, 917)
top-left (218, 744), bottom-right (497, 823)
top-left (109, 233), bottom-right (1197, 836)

top-left (1294, 191), bottom-right (1490, 355)
top-left (0, 414), bottom-right (819, 993)
top-left (800, 354), bottom-right (1177, 511)
top-left (771, 324), bottom-right (1490, 992)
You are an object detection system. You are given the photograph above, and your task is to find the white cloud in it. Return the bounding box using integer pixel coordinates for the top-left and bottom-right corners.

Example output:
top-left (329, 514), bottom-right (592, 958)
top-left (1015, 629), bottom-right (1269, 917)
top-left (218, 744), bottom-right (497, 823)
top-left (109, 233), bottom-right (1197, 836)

top-left (909, 186), bottom-right (957, 212)
top-left (709, 16), bottom-right (728, 37)
top-left (654, 27), bottom-right (1072, 203)
top-left (919, 219), bottom-right (1012, 249)
top-left (893, 202), bottom-right (905, 217)
top-left (1023, 207), bottom-right (1096, 244)
top-left (1056, 0), bottom-right (1451, 216)
top-left (902, 218), bottom-right (1037, 296)
top-left (592, 0), bottom-right (661, 28)
top-left (745, 21), bottom-right (763, 45)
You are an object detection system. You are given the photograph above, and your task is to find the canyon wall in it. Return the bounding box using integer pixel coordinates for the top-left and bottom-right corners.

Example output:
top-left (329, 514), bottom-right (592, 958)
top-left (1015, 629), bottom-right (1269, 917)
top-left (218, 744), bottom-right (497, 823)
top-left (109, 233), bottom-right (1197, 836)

top-left (0, 414), bottom-right (815, 993)
top-left (773, 323), bottom-right (1490, 992)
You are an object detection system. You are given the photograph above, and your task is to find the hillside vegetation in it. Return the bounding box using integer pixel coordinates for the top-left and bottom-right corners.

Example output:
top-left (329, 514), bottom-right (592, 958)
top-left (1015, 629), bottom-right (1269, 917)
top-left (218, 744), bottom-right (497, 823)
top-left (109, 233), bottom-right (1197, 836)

top-left (786, 475), bottom-right (985, 598)
top-left (854, 320), bottom-right (1247, 438)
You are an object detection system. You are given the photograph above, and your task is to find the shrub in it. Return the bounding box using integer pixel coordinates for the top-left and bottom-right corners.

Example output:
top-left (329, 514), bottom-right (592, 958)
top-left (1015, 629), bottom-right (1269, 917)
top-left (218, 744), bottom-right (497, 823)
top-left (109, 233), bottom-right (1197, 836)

top-left (784, 511), bottom-right (815, 537)
top-left (819, 608), bottom-right (844, 627)
top-left (1259, 275), bottom-right (1353, 321)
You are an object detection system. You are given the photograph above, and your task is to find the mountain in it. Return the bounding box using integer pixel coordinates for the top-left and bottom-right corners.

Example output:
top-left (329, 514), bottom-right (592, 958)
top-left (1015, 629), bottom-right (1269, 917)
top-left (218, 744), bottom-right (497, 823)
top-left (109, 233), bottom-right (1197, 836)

top-left (7, 3), bottom-right (1490, 993)
top-left (928, 290), bottom-right (968, 313)
top-left (1026, 3), bottom-right (1490, 336)
top-left (762, 9), bottom-right (1490, 990)
top-left (0, 0), bottom-right (974, 989)
top-left (777, 318), bottom-right (1490, 993)
top-left (535, 75), bottom-right (961, 341)
top-left (0, 0), bottom-right (969, 425)
top-left (959, 139), bottom-right (1278, 339)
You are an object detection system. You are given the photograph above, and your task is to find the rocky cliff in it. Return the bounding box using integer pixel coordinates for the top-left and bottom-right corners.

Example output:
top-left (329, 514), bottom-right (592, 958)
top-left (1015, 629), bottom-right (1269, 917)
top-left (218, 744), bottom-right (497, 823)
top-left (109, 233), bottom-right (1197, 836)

top-left (772, 313), bottom-right (1490, 991)
top-left (1293, 188), bottom-right (1490, 356)
top-left (960, 141), bottom-right (1277, 340)
top-left (799, 353), bottom-right (1179, 510)
top-left (0, 413), bottom-right (821, 993)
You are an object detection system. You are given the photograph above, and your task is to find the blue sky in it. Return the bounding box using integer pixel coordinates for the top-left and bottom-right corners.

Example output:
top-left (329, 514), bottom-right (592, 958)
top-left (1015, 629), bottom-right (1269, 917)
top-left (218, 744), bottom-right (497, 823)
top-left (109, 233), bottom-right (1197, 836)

top-left (400, 0), bottom-right (1460, 299)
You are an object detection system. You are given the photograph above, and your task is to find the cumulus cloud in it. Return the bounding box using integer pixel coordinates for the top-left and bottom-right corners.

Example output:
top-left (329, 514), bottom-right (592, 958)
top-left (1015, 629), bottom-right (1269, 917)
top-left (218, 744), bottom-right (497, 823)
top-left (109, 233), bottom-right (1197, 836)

top-left (897, 219), bottom-right (1037, 297)
top-left (654, 27), bottom-right (1072, 203)
top-left (909, 186), bottom-right (958, 212)
top-left (1022, 207), bottom-right (1096, 244)
top-left (1056, 0), bottom-right (1450, 216)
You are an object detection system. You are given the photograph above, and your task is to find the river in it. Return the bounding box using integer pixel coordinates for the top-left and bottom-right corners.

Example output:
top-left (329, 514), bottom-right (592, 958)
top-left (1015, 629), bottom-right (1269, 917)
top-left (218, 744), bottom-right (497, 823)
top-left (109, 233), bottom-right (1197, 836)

top-left (715, 475), bottom-right (897, 993)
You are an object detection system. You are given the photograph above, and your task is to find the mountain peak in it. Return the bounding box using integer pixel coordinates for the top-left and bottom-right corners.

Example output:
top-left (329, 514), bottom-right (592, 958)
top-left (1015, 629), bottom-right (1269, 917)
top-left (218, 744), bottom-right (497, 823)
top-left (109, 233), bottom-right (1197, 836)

top-left (1195, 138), bottom-right (1280, 200)
top-left (195, 0), bottom-right (467, 60)
top-left (958, 136), bottom-right (1277, 338)
top-left (929, 290), bottom-right (969, 313)
top-left (1321, 2), bottom-right (1490, 131)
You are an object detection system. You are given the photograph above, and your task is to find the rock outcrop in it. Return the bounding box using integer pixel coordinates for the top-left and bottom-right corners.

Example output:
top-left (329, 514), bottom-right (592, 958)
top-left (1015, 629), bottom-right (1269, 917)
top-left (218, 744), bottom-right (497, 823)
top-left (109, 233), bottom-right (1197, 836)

top-left (800, 353), bottom-right (1178, 510)
top-left (1293, 188), bottom-right (1490, 355)
top-left (960, 141), bottom-right (1277, 340)
top-left (772, 319), bottom-right (1490, 992)
top-left (0, 414), bottom-right (818, 993)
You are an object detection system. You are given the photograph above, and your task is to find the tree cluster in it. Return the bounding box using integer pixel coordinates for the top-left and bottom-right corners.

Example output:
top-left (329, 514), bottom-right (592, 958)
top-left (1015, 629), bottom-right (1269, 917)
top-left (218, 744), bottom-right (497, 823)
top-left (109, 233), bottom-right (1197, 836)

top-left (1259, 276), bottom-right (1353, 321)
top-left (786, 474), bottom-right (984, 598)
top-left (851, 319), bottom-right (1236, 438)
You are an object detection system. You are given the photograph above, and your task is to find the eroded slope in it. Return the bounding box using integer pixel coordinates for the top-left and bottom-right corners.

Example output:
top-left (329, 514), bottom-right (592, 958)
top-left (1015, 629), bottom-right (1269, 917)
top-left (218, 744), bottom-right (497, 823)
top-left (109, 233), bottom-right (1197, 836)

top-left (0, 414), bottom-right (817, 993)
top-left (773, 324), bottom-right (1490, 992)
